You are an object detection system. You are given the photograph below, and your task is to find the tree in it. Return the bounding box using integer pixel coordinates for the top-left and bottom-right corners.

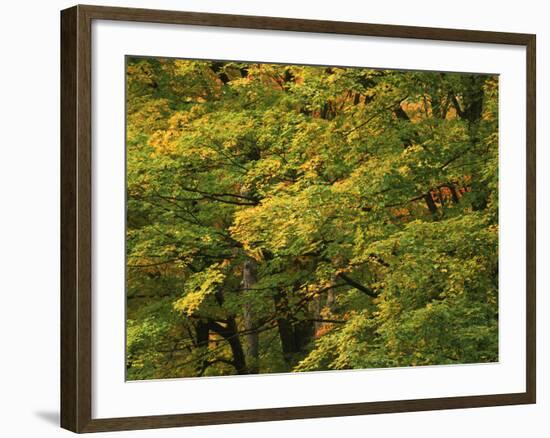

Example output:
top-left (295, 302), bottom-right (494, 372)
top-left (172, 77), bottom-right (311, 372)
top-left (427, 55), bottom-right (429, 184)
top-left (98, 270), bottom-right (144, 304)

top-left (125, 57), bottom-right (499, 379)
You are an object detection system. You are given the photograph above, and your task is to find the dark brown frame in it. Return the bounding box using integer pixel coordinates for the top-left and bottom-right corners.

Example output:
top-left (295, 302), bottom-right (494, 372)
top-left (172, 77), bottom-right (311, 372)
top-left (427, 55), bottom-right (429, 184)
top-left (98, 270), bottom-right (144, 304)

top-left (61, 4), bottom-right (536, 433)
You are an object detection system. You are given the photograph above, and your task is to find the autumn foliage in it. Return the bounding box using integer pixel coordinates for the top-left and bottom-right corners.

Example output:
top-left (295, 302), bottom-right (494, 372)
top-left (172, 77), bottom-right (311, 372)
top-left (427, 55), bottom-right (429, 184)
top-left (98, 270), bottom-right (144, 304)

top-left (126, 57), bottom-right (499, 379)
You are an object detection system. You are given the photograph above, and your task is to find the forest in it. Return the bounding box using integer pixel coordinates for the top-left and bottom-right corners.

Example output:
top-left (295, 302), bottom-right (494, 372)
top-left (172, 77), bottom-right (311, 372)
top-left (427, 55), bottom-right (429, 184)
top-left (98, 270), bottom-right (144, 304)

top-left (126, 57), bottom-right (499, 380)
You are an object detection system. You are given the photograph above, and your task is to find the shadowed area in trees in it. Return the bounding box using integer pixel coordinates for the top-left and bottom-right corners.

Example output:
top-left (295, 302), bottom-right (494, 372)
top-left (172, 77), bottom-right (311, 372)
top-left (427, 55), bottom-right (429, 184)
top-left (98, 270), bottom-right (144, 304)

top-left (125, 57), bottom-right (499, 379)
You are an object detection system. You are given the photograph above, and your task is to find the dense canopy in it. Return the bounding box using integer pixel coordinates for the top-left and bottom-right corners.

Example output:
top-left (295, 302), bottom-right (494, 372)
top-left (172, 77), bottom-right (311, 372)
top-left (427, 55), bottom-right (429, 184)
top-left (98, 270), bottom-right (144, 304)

top-left (126, 57), bottom-right (499, 379)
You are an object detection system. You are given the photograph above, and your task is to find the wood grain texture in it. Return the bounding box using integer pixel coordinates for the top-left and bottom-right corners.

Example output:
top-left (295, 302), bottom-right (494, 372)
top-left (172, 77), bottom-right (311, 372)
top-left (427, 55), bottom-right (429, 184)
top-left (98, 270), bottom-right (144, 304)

top-left (60, 4), bottom-right (536, 433)
top-left (61, 5), bottom-right (93, 432)
top-left (60, 5), bottom-right (78, 432)
top-left (525, 34), bottom-right (537, 404)
top-left (79, 4), bottom-right (534, 44)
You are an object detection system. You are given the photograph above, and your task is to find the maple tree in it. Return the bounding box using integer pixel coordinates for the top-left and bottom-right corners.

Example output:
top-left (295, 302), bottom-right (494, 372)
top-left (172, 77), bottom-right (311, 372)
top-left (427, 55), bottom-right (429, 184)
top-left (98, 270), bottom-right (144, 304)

top-left (126, 57), bottom-right (498, 379)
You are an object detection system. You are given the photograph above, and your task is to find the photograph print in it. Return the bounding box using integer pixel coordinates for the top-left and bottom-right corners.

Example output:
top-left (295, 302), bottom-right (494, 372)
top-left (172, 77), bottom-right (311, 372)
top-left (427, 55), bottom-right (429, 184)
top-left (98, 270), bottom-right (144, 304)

top-left (125, 57), bottom-right (499, 380)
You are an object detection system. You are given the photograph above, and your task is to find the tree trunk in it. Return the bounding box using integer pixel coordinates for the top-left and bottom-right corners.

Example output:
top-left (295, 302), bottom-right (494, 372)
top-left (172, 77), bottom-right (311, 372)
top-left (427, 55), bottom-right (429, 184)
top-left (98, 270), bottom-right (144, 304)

top-left (226, 317), bottom-right (248, 374)
top-left (274, 291), bottom-right (296, 364)
top-left (242, 258), bottom-right (259, 373)
top-left (308, 296), bottom-right (322, 336)
top-left (209, 318), bottom-right (248, 374)
top-left (274, 291), bottom-right (314, 366)
top-left (448, 184), bottom-right (460, 204)
top-left (424, 192), bottom-right (438, 215)
top-left (194, 320), bottom-right (210, 374)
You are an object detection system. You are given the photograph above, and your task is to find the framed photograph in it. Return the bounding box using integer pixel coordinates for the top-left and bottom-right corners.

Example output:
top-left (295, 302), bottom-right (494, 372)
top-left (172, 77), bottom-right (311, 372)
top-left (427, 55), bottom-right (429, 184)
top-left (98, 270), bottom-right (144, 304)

top-left (60, 4), bottom-right (536, 433)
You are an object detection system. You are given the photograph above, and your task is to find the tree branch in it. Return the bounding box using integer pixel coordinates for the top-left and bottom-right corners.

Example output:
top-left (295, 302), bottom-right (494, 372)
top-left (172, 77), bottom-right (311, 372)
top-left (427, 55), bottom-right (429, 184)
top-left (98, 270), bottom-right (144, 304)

top-left (337, 273), bottom-right (378, 298)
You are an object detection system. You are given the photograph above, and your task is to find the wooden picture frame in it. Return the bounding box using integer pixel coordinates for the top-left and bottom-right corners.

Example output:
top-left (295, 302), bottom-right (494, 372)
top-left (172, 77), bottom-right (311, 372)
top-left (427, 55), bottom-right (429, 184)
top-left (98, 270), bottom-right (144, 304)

top-left (61, 4), bottom-right (536, 433)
